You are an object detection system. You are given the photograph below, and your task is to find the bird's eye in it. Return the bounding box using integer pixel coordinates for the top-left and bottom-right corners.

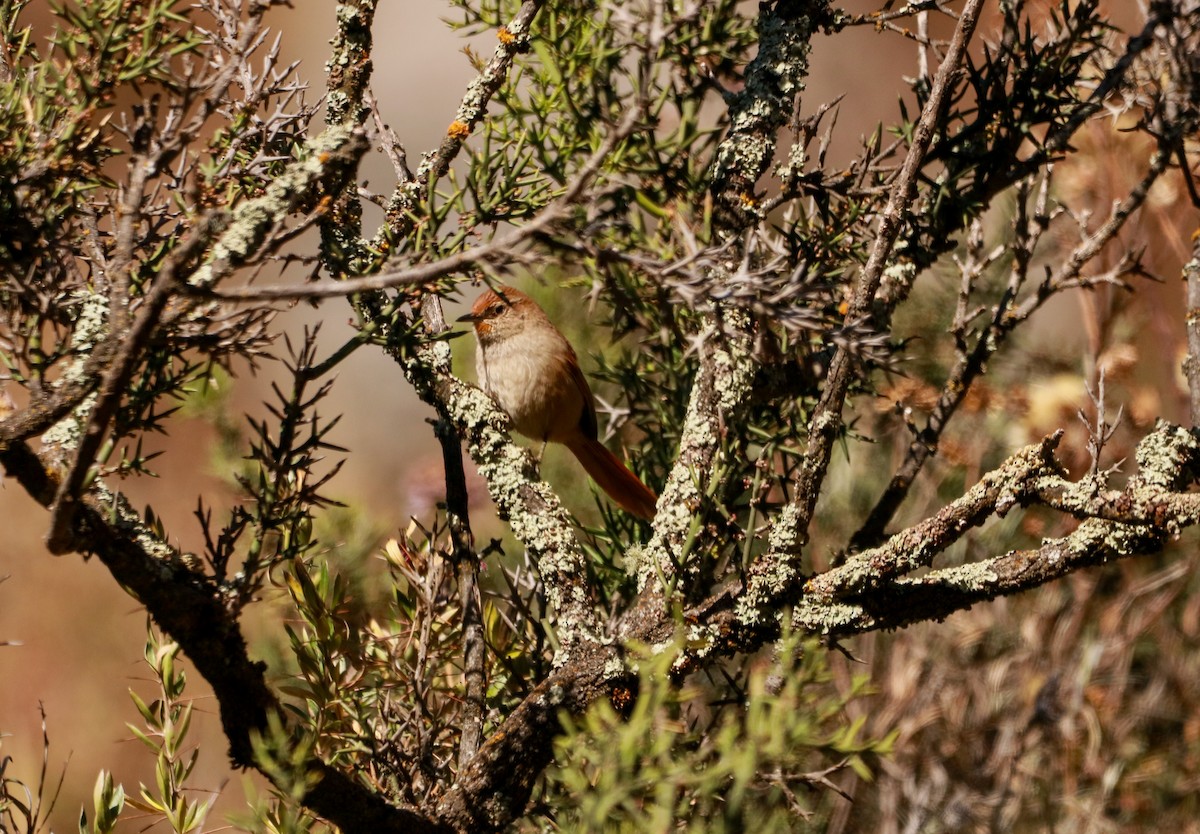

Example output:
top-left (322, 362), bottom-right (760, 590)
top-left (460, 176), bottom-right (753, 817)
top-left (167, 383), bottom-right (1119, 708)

top-left (489, 304), bottom-right (505, 316)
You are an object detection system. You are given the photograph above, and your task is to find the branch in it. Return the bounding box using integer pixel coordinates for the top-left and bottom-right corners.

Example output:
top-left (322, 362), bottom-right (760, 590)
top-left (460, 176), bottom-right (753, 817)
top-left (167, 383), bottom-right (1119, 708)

top-left (872, 1), bottom-right (1172, 315)
top-left (741, 0), bottom-right (987, 612)
top-left (42, 125), bottom-right (368, 552)
top-left (432, 645), bottom-right (624, 833)
top-left (211, 101), bottom-right (642, 302)
top-left (414, 1), bottom-right (545, 190)
top-left (622, 304), bottom-right (755, 607)
top-left (0, 441), bottom-right (446, 834)
top-left (686, 422), bottom-right (1200, 656)
top-left (45, 217), bottom-right (225, 553)
top-left (107, 3), bottom-right (271, 331)
top-left (1184, 232), bottom-right (1200, 426)
top-left (808, 435), bottom-right (1063, 601)
top-left (190, 124), bottom-right (370, 290)
top-left (854, 141), bottom-right (1173, 547)
top-left (815, 422), bottom-right (1200, 604)
top-left (209, 202), bottom-right (565, 300)
top-left (708, 0), bottom-right (834, 230)
top-left (405, 349), bottom-right (605, 656)
top-left (620, 0), bottom-right (837, 622)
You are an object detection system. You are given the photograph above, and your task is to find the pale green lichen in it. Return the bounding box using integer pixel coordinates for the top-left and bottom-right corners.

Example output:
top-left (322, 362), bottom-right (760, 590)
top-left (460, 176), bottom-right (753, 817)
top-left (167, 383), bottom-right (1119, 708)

top-left (190, 124), bottom-right (359, 288)
top-left (93, 482), bottom-right (190, 569)
top-left (42, 393), bottom-right (95, 452)
top-left (775, 140), bottom-right (807, 185)
top-left (335, 3), bottom-right (360, 25)
top-left (712, 327), bottom-right (754, 413)
top-left (710, 5), bottom-right (828, 193)
top-left (793, 599), bottom-right (869, 635)
top-left (880, 259), bottom-right (916, 291)
top-left (1134, 421), bottom-right (1198, 488)
top-left (920, 558), bottom-right (1000, 592)
top-left (424, 366), bottom-right (607, 662)
top-left (633, 318), bottom-right (755, 592)
top-left (44, 290), bottom-right (109, 454)
top-left (602, 652), bottom-right (628, 680)
top-left (71, 291), bottom-right (110, 355)
top-left (765, 502), bottom-right (803, 554)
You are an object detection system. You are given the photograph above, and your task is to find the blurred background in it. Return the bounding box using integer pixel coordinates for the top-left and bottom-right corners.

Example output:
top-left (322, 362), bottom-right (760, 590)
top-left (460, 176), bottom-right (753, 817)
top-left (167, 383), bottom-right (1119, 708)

top-left (2, 1), bottom-right (1190, 831)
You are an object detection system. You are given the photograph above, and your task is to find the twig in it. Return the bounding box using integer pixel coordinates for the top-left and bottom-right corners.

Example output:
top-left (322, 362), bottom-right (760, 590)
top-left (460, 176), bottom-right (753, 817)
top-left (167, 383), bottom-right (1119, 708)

top-left (421, 296), bottom-right (486, 769)
top-left (1183, 231), bottom-right (1200, 427)
top-left (107, 5), bottom-right (270, 330)
top-left (212, 102), bottom-right (644, 302)
top-left (45, 218), bottom-right (224, 554)
top-left (366, 88), bottom-right (414, 184)
top-left (1079, 370), bottom-right (1122, 477)
top-left (851, 145), bottom-right (1169, 547)
top-left (744, 0), bottom-right (986, 601)
top-left (415, 1), bottom-right (545, 190)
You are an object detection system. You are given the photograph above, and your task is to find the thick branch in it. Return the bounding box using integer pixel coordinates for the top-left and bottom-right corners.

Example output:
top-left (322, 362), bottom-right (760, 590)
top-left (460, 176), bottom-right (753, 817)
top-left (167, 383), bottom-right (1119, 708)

top-left (432, 645), bottom-right (624, 833)
top-left (793, 522), bottom-right (1163, 637)
top-left (621, 311), bottom-right (755, 627)
top-left (692, 423), bottom-right (1200, 653)
top-left (0, 441), bottom-right (445, 834)
top-left (808, 434), bottom-right (1062, 601)
top-left (45, 216), bottom-right (226, 553)
top-left (709, 0), bottom-right (833, 229)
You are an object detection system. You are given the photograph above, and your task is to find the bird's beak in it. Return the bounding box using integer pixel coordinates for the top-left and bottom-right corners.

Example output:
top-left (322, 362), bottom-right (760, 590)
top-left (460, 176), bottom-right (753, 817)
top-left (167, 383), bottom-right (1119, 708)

top-left (456, 311), bottom-right (479, 324)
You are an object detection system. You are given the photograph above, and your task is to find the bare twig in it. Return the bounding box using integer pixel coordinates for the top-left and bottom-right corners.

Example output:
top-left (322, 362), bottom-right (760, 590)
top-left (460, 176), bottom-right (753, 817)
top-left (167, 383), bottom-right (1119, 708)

top-left (1079, 370), bottom-right (1123, 477)
top-left (1183, 231), bottom-right (1200, 426)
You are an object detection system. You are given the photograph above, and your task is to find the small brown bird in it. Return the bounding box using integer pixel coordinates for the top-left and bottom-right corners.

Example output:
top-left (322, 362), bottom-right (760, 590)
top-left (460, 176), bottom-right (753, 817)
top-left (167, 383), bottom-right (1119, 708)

top-left (457, 286), bottom-right (657, 520)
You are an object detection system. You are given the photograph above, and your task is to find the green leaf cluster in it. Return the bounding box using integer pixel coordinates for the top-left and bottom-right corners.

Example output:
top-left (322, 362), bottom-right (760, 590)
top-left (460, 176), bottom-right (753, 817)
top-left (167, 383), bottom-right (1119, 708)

top-left (534, 634), bottom-right (895, 833)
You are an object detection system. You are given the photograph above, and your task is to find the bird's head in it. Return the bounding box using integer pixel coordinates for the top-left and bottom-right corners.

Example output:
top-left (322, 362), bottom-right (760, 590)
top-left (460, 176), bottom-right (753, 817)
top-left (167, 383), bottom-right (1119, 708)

top-left (457, 286), bottom-right (542, 344)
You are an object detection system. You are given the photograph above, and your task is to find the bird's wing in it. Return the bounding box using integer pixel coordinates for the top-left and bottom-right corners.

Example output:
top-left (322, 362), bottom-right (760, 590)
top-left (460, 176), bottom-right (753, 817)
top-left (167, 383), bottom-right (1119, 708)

top-left (560, 343), bottom-right (599, 441)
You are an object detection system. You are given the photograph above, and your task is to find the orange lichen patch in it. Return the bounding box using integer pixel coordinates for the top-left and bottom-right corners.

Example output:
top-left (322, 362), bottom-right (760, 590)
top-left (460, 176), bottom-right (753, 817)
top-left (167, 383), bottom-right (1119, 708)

top-left (497, 26), bottom-right (516, 45)
top-left (610, 684), bottom-right (635, 713)
top-left (447, 120), bottom-right (470, 139)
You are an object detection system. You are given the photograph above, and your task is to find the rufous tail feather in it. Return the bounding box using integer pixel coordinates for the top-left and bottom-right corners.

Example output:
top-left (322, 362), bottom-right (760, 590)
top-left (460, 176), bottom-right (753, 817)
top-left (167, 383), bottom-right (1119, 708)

top-left (565, 437), bottom-right (657, 520)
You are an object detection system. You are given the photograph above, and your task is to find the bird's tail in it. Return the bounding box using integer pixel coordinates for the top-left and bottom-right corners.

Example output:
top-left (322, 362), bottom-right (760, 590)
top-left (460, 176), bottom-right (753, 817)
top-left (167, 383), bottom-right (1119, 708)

top-left (565, 437), bottom-right (657, 520)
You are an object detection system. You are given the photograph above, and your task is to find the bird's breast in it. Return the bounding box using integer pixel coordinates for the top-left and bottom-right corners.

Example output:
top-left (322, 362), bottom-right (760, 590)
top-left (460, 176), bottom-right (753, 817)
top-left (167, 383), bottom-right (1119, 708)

top-left (478, 332), bottom-right (585, 443)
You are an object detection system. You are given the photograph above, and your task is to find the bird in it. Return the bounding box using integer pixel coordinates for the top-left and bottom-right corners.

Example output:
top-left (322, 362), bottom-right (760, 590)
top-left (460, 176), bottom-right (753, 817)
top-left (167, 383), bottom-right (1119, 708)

top-left (457, 285), bottom-right (658, 520)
